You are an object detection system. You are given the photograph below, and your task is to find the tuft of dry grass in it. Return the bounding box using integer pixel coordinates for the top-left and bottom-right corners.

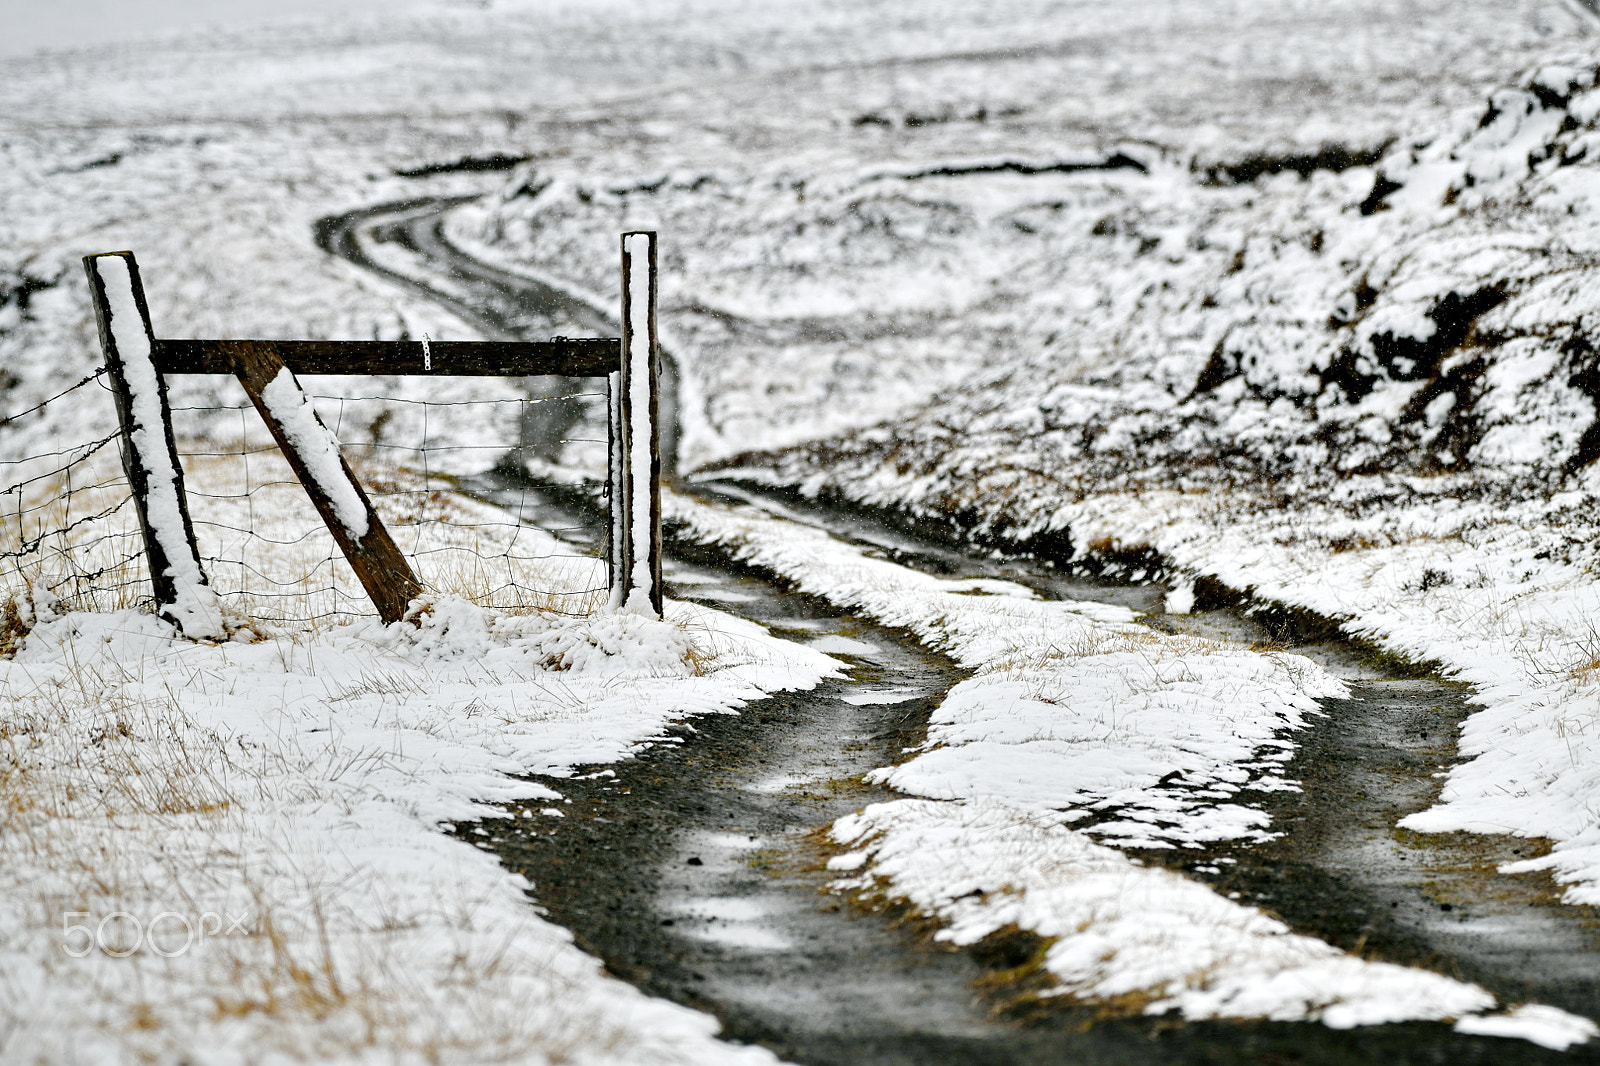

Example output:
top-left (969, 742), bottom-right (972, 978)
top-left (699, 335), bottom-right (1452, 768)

top-left (0, 596), bottom-right (29, 660)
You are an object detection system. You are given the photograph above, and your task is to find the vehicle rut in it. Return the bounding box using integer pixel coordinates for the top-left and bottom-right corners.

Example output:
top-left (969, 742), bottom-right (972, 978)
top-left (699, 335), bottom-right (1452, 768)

top-left (319, 195), bottom-right (1600, 1063)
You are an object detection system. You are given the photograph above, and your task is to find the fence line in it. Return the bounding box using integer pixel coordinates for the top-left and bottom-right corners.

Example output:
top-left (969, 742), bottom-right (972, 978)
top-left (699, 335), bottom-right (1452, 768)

top-left (2, 382), bottom-right (613, 630)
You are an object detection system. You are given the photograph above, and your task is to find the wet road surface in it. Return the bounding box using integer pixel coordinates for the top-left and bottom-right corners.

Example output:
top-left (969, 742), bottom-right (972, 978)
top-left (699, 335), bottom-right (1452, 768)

top-left (328, 198), bottom-right (1600, 1063)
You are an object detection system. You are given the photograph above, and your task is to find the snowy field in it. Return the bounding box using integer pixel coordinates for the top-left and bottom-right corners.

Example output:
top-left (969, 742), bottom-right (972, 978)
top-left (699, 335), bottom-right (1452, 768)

top-left (7, 0), bottom-right (1600, 1059)
top-left (0, 587), bottom-right (834, 1063)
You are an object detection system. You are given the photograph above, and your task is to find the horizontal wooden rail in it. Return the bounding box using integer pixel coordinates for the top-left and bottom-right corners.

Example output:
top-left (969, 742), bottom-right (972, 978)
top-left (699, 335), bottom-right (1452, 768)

top-left (152, 338), bottom-right (618, 377)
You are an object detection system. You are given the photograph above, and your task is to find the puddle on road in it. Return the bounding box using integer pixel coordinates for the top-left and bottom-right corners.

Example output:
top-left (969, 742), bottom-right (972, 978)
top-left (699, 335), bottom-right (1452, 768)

top-left (838, 685), bottom-right (922, 706)
top-left (681, 480), bottom-right (1600, 1038)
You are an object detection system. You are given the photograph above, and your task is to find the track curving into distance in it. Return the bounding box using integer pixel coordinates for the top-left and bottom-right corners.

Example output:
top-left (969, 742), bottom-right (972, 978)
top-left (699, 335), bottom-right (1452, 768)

top-left (315, 194), bottom-right (1600, 1065)
top-left (315, 197), bottom-right (679, 473)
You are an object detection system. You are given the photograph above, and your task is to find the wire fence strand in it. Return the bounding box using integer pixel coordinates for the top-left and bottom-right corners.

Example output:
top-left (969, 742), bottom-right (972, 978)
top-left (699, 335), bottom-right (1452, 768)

top-left (0, 368), bottom-right (108, 428)
top-left (1, 386), bottom-right (610, 629)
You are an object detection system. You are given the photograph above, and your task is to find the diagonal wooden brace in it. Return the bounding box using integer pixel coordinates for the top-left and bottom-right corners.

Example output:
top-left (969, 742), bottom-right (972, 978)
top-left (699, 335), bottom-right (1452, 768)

top-left (226, 341), bottom-right (424, 624)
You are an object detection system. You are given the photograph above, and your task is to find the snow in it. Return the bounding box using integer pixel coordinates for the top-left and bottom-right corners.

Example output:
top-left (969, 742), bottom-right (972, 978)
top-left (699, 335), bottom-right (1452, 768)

top-left (0, 589), bottom-right (835, 1062)
top-left (0, 0), bottom-right (410, 58)
top-left (663, 488), bottom-right (1584, 1037)
top-left (569, 39), bottom-right (1600, 913)
top-left (259, 367), bottom-right (370, 543)
top-left (94, 254), bottom-right (225, 640)
top-left (623, 232), bottom-right (656, 614)
top-left (668, 489), bottom-right (1342, 849)
top-left (829, 800), bottom-right (1497, 1027)
top-left (1455, 1003), bottom-right (1600, 1051)
top-left (5, 0), bottom-right (1600, 1051)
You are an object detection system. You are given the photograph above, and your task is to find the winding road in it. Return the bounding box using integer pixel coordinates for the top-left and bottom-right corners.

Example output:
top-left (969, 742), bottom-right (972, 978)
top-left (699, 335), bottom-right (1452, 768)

top-left (317, 194), bottom-right (1600, 1065)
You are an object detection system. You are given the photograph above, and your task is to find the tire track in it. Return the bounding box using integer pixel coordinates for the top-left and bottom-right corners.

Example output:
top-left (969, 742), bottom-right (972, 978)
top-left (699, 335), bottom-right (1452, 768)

top-left (315, 194), bottom-right (1600, 1063)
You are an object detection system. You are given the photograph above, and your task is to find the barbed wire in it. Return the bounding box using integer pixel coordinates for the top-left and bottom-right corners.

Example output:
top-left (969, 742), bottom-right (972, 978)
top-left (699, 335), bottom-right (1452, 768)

top-left (2, 384), bottom-right (613, 629)
top-left (0, 368), bottom-right (108, 428)
top-left (1, 493), bottom-right (134, 561)
top-left (0, 433), bottom-right (120, 479)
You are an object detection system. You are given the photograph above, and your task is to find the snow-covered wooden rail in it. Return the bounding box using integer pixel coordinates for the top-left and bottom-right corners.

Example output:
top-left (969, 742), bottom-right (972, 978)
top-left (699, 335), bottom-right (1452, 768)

top-left (83, 233), bottom-right (663, 628)
top-left (227, 340), bottom-right (424, 624)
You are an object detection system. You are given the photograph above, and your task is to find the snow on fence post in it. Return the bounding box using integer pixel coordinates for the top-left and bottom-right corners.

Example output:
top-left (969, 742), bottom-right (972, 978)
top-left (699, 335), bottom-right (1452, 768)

top-left (83, 251), bottom-right (225, 639)
top-left (611, 231), bottom-right (662, 616)
top-left (227, 341), bottom-right (424, 625)
top-left (607, 364), bottom-right (627, 604)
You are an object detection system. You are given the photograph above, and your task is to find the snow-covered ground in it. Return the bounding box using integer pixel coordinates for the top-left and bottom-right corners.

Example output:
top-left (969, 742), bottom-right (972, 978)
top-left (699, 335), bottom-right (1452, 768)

top-left (0, 581), bottom-right (834, 1062)
top-left (7, 0), bottom-right (1600, 1058)
top-left (669, 487), bottom-right (1595, 1047)
top-left (683, 55), bottom-right (1600, 910)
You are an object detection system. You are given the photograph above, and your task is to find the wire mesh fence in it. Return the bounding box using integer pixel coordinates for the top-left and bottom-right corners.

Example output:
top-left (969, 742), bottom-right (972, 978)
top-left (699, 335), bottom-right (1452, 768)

top-left (1, 376), bottom-right (612, 631)
top-left (0, 371), bottom-right (149, 631)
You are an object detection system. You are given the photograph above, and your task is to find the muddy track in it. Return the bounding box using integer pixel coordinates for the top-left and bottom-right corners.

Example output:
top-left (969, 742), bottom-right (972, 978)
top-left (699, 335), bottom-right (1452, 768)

top-left (319, 195), bottom-right (1600, 1063)
top-left (1221, 680), bottom-right (1600, 1016)
top-left (687, 482), bottom-right (1600, 1011)
top-left (314, 197), bottom-right (680, 472)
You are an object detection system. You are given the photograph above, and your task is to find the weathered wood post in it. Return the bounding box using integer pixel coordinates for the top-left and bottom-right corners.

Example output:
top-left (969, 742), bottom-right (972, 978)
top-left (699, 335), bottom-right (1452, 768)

top-left (83, 252), bottom-right (225, 638)
top-left (611, 230), bottom-right (662, 616)
top-left (227, 342), bottom-right (424, 625)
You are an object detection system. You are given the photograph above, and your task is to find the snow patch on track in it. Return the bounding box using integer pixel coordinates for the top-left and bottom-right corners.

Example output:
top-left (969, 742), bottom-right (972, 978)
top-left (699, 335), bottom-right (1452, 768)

top-left (666, 489), bottom-right (1589, 1040)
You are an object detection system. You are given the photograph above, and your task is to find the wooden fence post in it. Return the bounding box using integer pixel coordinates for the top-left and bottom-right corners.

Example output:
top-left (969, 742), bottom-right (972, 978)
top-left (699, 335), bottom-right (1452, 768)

top-left (613, 231), bottom-right (662, 616)
top-left (607, 364), bottom-right (627, 605)
top-left (83, 252), bottom-right (225, 639)
top-left (227, 341), bottom-right (424, 625)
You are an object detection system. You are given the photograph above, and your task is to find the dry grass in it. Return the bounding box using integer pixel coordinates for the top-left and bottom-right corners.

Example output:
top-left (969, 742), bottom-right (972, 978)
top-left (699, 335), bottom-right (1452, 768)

top-left (0, 623), bottom-right (654, 1062)
top-left (1, 442), bottom-right (608, 647)
top-left (0, 440), bottom-right (708, 1060)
